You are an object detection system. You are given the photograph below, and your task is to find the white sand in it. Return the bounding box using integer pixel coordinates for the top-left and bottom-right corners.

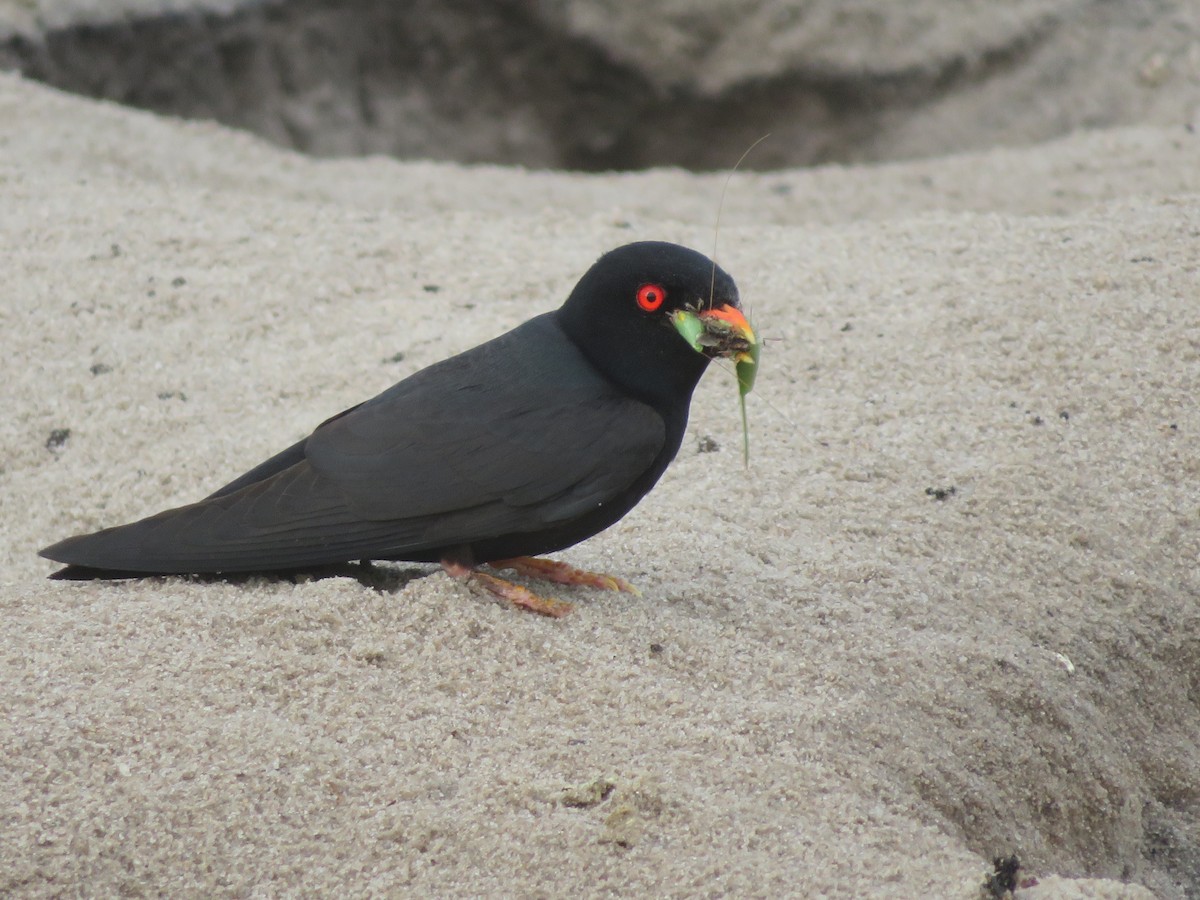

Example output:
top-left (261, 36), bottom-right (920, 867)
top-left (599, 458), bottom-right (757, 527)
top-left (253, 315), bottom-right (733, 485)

top-left (2, 73), bottom-right (1197, 896)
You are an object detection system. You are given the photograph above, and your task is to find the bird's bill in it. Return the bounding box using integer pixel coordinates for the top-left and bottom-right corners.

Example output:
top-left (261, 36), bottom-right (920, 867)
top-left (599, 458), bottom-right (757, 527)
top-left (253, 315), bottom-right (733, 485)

top-left (671, 304), bottom-right (759, 396)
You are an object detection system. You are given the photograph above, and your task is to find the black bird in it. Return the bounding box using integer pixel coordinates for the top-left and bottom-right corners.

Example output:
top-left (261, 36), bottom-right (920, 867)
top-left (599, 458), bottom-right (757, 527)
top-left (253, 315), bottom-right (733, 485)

top-left (41, 241), bottom-right (757, 615)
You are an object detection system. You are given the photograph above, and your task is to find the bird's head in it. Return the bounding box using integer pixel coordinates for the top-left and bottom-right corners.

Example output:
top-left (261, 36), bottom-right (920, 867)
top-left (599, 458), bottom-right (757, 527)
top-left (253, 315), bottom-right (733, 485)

top-left (556, 241), bottom-right (757, 411)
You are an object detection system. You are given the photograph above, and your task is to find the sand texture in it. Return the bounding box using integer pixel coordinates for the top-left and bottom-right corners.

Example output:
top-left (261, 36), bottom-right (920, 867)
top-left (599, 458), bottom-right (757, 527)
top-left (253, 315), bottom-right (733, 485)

top-left (2, 73), bottom-right (1199, 896)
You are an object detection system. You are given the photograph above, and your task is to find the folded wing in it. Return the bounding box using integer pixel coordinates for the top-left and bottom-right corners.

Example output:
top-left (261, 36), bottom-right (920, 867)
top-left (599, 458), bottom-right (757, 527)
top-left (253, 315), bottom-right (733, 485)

top-left (41, 315), bottom-right (666, 574)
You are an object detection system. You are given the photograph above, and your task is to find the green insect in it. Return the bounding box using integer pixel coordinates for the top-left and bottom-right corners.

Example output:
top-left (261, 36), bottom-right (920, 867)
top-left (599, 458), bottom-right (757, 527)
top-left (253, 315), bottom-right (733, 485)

top-left (672, 134), bottom-right (770, 467)
top-left (672, 306), bottom-right (759, 465)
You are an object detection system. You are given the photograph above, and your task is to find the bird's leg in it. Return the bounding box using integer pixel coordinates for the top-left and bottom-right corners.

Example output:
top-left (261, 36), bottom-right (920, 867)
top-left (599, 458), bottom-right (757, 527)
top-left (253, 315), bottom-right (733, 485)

top-left (440, 559), bottom-right (574, 618)
top-left (488, 557), bottom-right (641, 596)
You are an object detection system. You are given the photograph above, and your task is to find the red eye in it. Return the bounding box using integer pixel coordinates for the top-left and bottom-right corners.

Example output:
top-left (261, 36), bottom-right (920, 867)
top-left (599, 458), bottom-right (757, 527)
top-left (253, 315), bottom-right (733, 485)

top-left (636, 283), bottom-right (666, 312)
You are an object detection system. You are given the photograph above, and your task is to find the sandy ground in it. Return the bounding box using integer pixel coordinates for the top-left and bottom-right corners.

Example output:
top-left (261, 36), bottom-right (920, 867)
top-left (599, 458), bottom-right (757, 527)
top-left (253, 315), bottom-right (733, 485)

top-left (2, 72), bottom-right (1199, 896)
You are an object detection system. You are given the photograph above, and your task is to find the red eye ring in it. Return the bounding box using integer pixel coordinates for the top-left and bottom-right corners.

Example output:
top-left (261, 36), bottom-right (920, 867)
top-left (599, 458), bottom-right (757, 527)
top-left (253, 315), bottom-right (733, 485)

top-left (636, 283), bottom-right (666, 312)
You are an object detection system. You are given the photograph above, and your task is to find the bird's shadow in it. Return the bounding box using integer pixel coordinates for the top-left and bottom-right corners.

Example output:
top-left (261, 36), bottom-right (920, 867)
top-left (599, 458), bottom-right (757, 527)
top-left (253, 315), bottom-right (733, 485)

top-left (216, 561), bottom-right (434, 594)
top-left (50, 560), bottom-right (433, 594)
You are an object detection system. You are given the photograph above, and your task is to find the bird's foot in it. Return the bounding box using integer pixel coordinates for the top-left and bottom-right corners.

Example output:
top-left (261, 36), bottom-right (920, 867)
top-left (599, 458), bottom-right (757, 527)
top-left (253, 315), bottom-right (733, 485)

top-left (441, 560), bottom-right (574, 618)
top-left (489, 556), bottom-right (641, 595)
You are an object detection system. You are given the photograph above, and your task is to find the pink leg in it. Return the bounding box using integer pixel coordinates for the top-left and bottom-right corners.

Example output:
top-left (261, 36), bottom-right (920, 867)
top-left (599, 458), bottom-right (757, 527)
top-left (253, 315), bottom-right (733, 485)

top-left (441, 560), bottom-right (574, 618)
top-left (489, 557), bottom-right (640, 595)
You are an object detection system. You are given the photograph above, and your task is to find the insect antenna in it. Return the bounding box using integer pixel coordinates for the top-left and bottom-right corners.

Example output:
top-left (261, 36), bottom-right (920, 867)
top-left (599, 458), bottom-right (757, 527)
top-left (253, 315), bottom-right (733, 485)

top-left (709, 133), bottom-right (771, 309)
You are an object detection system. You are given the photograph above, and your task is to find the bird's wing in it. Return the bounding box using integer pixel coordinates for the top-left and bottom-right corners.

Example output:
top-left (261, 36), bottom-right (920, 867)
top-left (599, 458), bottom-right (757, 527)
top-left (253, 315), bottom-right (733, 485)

top-left (41, 316), bottom-right (667, 573)
top-left (45, 462), bottom-right (412, 574)
top-left (304, 318), bottom-right (664, 524)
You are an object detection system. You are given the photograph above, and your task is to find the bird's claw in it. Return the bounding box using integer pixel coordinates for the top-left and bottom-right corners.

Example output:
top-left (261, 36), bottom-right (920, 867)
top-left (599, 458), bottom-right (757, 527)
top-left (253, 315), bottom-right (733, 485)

top-left (489, 557), bottom-right (641, 595)
top-left (470, 571), bottom-right (575, 618)
top-left (441, 560), bottom-right (574, 617)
